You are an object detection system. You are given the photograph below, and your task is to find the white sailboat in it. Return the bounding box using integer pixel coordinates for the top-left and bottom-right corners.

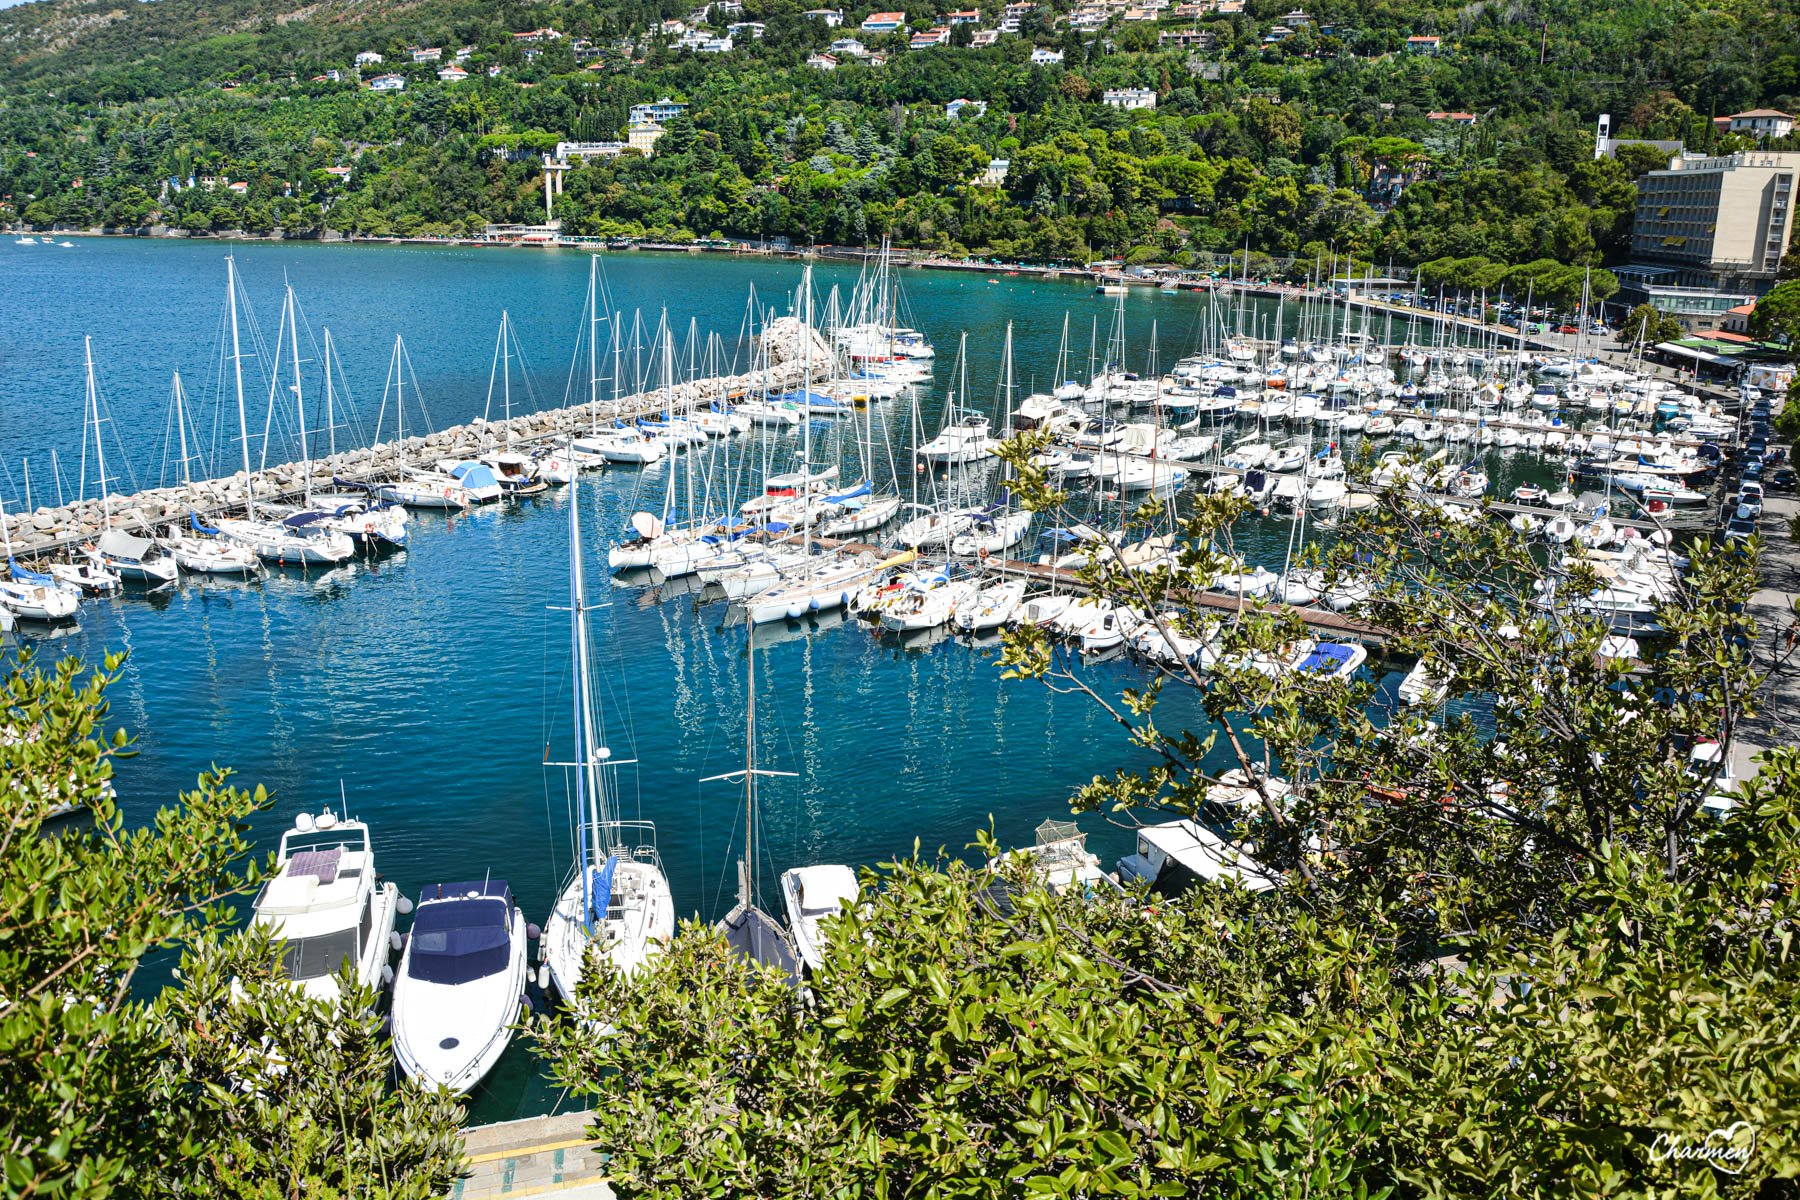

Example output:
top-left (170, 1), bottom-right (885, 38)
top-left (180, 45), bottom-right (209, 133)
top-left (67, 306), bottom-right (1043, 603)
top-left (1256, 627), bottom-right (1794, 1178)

top-left (543, 471), bottom-right (675, 1005)
top-left (209, 267), bottom-right (354, 566)
top-left (371, 334), bottom-right (477, 510)
top-left (77, 337), bottom-right (179, 584)
top-left (157, 370), bottom-right (264, 576)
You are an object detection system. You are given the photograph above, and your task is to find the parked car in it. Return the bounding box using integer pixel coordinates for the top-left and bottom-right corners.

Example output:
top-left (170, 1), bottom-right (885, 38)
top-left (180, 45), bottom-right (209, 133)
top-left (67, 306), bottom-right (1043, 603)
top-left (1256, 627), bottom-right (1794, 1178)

top-left (1737, 482), bottom-right (1764, 518)
top-left (1725, 515), bottom-right (1759, 543)
top-left (1768, 466), bottom-right (1797, 493)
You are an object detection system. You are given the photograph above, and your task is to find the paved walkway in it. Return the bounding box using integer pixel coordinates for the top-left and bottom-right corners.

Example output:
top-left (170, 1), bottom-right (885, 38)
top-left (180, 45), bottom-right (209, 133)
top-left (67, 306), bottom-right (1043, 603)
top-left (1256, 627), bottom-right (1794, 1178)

top-left (446, 1110), bottom-right (611, 1200)
top-left (1737, 486), bottom-right (1800, 780)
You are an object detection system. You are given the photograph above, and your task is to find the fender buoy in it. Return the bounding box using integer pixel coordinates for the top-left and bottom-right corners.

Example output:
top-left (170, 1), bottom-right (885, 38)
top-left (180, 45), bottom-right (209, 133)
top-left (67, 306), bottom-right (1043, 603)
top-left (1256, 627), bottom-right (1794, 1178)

top-left (363, 522), bottom-right (374, 537)
top-left (978, 546), bottom-right (990, 560)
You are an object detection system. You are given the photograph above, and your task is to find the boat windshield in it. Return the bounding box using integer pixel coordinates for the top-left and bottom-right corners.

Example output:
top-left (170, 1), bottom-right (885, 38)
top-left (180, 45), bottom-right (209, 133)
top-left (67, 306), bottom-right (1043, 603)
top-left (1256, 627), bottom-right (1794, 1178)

top-left (409, 897), bottom-right (510, 985)
top-left (278, 928), bottom-right (359, 981)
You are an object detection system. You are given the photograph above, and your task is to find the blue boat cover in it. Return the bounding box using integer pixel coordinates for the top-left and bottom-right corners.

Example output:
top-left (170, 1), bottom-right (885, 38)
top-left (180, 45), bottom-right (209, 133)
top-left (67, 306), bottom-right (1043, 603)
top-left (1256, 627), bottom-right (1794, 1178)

top-left (777, 389), bottom-right (842, 407)
top-left (281, 510), bottom-right (327, 529)
top-left (191, 511), bottom-right (223, 535)
top-left (450, 464), bottom-right (500, 490)
top-left (1297, 643), bottom-right (1357, 675)
top-left (8, 558), bottom-right (57, 586)
top-left (587, 855), bottom-right (619, 927)
top-left (409, 884), bottom-right (513, 985)
top-left (824, 480), bottom-right (874, 503)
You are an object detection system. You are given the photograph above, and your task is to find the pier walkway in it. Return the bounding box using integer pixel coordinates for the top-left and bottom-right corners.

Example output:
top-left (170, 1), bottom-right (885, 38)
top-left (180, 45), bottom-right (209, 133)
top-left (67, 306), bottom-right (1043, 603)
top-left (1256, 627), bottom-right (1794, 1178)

top-left (1737, 486), bottom-right (1800, 784)
top-left (447, 1110), bottom-right (609, 1200)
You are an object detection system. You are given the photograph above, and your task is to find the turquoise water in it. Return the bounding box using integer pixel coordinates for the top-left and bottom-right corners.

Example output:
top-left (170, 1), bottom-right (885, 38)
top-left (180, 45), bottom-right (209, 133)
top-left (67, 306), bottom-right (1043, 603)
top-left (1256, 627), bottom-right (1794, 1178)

top-left (2, 240), bottom-right (1514, 1121)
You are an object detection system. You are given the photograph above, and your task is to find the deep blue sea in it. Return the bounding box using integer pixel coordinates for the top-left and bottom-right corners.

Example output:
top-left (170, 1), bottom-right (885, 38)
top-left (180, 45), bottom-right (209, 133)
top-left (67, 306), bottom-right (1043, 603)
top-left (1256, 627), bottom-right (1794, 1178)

top-left (1, 238), bottom-right (1517, 1120)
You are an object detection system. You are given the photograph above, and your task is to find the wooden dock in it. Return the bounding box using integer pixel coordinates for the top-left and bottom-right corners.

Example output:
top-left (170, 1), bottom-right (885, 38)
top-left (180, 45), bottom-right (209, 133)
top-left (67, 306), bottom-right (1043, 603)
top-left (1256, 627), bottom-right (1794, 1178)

top-left (447, 1110), bottom-right (609, 1200)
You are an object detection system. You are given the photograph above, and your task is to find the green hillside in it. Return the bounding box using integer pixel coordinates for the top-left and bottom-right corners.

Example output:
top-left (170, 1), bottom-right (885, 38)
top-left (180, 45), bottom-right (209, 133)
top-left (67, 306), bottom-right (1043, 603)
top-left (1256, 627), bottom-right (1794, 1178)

top-left (2, 0), bottom-right (1796, 264)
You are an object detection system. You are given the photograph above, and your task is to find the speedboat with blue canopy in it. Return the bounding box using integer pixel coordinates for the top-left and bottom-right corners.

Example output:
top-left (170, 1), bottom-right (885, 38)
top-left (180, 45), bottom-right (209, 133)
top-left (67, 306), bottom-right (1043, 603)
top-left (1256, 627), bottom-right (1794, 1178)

top-left (392, 880), bottom-right (529, 1093)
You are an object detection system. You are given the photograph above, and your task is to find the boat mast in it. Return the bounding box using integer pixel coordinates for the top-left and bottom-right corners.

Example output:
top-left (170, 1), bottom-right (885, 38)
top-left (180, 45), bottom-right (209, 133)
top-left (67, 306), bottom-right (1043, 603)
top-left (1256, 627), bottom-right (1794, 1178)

top-left (324, 329), bottom-right (337, 462)
top-left (227, 258), bottom-right (255, 521)
top-left (740, 634), bottom-right (757, 911)
top-left (288, 284), bottom-right (310, 507)
top-left (588, 257), bottom-right (600, 435)
top-left (800, 266), bottom-right (814, 558)
top-left (173, 371), bottom-right (191, 488)
top-left (86, 336), bottom-right (111, 530)
top-left (567, 471), bottom-right (596, 928)
top-left (502, 310), bottom-right (514, 450)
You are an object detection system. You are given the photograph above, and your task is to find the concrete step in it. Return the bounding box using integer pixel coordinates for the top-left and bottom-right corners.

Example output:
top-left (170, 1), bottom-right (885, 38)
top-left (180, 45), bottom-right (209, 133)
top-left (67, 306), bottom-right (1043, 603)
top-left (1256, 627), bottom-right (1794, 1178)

top-left (447, 1110), bottom-right (610, 1200)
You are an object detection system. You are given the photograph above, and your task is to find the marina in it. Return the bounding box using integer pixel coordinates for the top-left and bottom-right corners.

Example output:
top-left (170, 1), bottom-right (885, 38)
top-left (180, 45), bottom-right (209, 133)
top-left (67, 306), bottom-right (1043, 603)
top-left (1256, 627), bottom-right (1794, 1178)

top-left (1, 237), bottom-right (1783, 1127)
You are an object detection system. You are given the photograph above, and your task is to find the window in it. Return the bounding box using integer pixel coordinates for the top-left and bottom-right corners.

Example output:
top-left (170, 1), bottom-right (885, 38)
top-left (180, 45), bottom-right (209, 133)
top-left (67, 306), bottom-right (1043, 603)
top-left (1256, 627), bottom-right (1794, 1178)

top-left (278, 928), bottom-right (360, 981)
top-left (358, 893), bottom-right (374, 956)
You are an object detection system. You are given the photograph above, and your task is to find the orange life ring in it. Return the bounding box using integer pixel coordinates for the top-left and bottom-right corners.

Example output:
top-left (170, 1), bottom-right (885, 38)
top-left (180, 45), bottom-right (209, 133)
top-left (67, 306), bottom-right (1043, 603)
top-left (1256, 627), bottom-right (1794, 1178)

top-left (363, 522), bottom-right (375, 536)
top-left (978, 546), bottom-right (990, 560)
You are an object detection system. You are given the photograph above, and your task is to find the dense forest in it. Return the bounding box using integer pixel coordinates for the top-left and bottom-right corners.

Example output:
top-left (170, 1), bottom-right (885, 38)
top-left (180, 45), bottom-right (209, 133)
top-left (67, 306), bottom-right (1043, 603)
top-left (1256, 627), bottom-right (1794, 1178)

top-left (1, 0), bottom-right (1797, 266)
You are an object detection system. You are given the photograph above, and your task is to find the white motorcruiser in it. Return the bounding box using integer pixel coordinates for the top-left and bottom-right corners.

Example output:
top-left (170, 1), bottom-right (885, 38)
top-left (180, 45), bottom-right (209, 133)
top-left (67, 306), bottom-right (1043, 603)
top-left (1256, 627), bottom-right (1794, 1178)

top-left (251, 809), bottom-right (401, 1003)
top-left (392, 880), bottom-right (529, 1094)
top-left (779, 864), bottom-right (859, 973)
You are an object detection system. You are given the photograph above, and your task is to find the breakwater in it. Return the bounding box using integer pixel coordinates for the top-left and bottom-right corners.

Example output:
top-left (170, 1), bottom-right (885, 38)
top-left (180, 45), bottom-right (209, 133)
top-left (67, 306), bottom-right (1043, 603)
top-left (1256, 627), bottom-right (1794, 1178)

top-left (4, 319), bottom-right (829, 561)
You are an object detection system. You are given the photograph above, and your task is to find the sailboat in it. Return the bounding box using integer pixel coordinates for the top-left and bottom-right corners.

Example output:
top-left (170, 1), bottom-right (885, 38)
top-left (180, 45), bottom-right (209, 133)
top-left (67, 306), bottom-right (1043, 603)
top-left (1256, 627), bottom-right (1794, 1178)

top-left (156, 371), bottom-right (263, 576)
top-left (542, 471), bottom-right (675, 1005)
top-left (707, 634), bottom-right (801, 985)
top-left (2, 498), bottom-right (80, 622)
top-left (208, 264), bottom-right (355, 567)
top-left (77, 337), bottom-right (180, 584)
top-left (455, 311), bottom-right (546, 495)
top-left (368, 334), bottom-right (477, 510)
top-left (950, 324), bottom-right (1031, 557)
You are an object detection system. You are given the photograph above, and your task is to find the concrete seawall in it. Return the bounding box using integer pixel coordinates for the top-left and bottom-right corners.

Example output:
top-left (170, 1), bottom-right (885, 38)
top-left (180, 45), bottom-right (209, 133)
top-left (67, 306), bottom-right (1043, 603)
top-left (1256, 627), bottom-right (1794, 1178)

top-left (6, 320), bottom-right (831, 563)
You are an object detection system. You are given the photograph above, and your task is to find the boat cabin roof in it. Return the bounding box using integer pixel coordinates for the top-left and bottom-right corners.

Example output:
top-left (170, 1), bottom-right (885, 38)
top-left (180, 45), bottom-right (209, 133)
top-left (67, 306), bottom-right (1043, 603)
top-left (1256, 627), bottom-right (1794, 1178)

top-left (1138, 820), bottom-right (1274, 893)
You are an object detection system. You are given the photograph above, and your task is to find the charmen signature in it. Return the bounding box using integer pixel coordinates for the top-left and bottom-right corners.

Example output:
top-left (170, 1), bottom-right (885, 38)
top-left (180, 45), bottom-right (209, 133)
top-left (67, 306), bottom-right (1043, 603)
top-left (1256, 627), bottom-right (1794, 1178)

top-left (1649, 1123), bottom-right (1757, 1174)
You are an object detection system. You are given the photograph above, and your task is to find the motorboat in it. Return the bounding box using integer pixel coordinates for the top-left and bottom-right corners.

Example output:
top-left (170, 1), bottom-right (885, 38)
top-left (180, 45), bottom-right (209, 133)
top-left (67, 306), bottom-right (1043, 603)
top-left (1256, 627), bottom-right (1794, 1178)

top-left (391, 880), bottom-right (530, 1095)
top-left (1287, 640), bottom-right (1367, 681)
top-left (250, 808), bottom-right (401, 1003)
top-left (1397, 658), bottom-right (1448, 707)
top-left (86, 529), bottom-right (179, 584)
top-left (778, 863), bottom-right (858, 973)
top-left (916, 415), bottom-right (998, 464)
top-left (1115, 820), bottom-right (1274, 895)
top-left (45, 560), bottom-right (120, 595)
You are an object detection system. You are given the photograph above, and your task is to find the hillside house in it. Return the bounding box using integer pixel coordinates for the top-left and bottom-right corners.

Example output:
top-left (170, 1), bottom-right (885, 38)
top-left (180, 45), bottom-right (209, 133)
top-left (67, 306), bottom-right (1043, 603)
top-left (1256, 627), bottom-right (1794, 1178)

top-left (861, 11), bottom-right (906, 31)
top-left (1103, 87), bottom-right (1156, 109)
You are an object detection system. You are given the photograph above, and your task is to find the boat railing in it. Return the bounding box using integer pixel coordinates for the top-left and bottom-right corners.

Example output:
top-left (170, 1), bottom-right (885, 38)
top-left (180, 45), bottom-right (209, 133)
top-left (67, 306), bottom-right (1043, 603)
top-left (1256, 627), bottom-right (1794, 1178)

top-left (602, 820), bottom-right (664, 872)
